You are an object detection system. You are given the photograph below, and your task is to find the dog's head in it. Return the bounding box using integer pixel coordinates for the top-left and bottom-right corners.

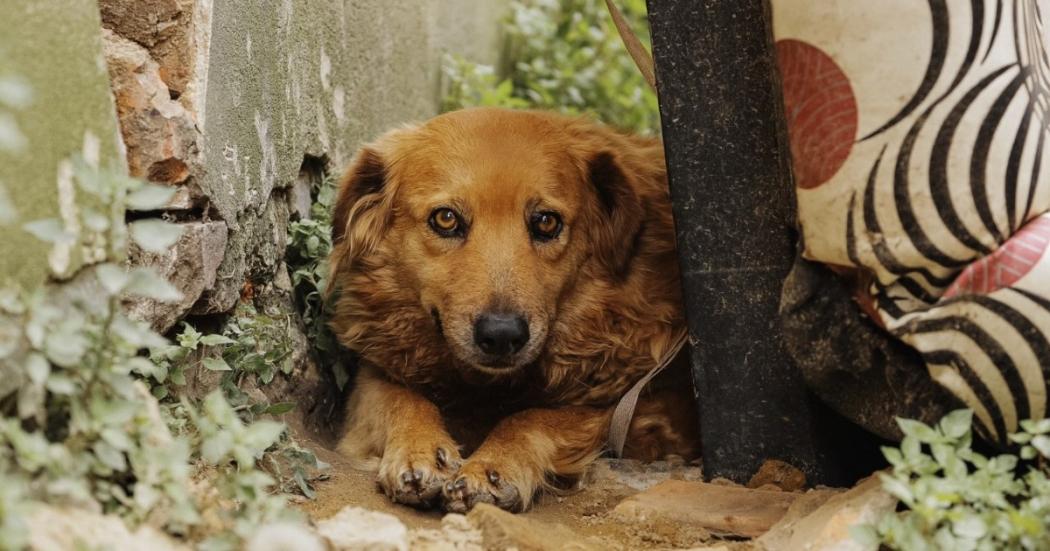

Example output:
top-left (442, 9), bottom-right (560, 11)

top-left (329, 108), bottom-right (647, 375)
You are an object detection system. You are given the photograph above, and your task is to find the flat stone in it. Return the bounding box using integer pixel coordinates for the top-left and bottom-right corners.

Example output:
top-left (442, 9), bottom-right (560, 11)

top-left (125, 220), bottom-right (227, 332)
top-left (28, 505), bottom-right (186, 551)
top-left (757, 475), bottom-right (896, 551)
top-left (612, 480), bottom-right (800, 538)
top-left (245, 522), bottom-right (326, 551)
top-left (409, 514), bottom-right (484, 551)
top-left (747, 459), bottom-right (807, 492)
top-left (754, 487), bottom-right (842, 549)
top-left (101, 28), bottom-right (200, 186)
top-left (316, 506), bottom-right (408, 551)
top-left (466, 503), bottom-right (600, 551)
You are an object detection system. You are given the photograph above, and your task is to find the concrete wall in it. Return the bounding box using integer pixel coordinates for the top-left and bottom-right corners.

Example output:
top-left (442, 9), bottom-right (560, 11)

top-left (2, 0), bottom-right (508, 329)
top-left (0, 1), bottom-right (126, 286)
top-left (191, 0), bottom-right (509, 316)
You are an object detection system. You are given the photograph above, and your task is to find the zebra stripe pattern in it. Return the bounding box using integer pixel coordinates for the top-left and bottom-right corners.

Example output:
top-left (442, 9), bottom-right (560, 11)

top-left (775, 0), bottom-right (1050, 442)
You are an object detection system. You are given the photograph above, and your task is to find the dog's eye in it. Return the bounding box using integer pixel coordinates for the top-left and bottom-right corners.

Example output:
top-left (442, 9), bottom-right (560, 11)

top-left (529, 212), bottom-right (563, 241)
top-left (429, 208), bottom-right (464, 237)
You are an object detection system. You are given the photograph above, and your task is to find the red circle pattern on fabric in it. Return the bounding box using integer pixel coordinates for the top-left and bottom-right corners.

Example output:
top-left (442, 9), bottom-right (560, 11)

top-left (776, 39), bottom-right (859, 189)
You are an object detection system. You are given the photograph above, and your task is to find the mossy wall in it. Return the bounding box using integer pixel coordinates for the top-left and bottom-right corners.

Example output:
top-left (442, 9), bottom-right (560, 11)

top-left (0, 1), bottom-right (126, 286)
top-left (1, 0), bottom-right (507, 317)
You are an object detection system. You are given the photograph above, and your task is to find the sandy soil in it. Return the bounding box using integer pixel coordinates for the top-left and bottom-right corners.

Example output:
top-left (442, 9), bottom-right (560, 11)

top-left (293, 428), bottom-right (750, 550)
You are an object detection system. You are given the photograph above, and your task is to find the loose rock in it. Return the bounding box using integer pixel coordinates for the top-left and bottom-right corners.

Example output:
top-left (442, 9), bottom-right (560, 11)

top-left (747, 459), bottom-right (807, 492)
top-left (756, 474), bottom-right (896, 551)
top-left (409, 514), bottom-right (484, 551)
top-left (316, 506), bottom-right (409, 551)
top-left (125, 221), bottom-right (227, 332)
top-left (246, 522), bottom-right (326, 551)
top-left (28, 506), bottom-right (186, 551)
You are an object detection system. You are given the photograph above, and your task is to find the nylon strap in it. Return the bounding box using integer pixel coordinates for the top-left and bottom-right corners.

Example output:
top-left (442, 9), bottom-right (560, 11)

top-left (602, 1), bottom-right (679, 456)
top-left (607, 329), bottom-right (689, 457)
top-left (603, 0), bottom-right (658, 91)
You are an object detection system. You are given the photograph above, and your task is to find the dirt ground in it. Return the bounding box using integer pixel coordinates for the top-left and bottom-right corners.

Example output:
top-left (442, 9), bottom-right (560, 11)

top-left (293, 425), bottom-right (749, 550)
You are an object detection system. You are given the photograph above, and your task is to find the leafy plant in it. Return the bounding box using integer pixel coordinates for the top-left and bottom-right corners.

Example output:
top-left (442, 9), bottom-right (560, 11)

top-left (286, 173), bottom-right (351, 390)
top-left (0, 74), bottom-right (29, 226)
top-left (0, 158), bottom-right (305, 549)
top-left (150, 315), bottom-right (329, 502)
top-left (182, 390), bottom-right (290, 549)
top-left (150, 309), bottom-right (292, 399)
top-left (853, 410), bottom-right (1050, 550)
top-left (442, 0), bottom-right (660, 134)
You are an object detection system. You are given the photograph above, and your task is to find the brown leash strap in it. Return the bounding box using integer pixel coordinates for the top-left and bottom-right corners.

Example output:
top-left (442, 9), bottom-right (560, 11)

top-left (607, 329), bottom-right (689, 457)
top-left (602, 1), bottom-right (679, 457)
top-left (603, 0), bottom-right (658, 91)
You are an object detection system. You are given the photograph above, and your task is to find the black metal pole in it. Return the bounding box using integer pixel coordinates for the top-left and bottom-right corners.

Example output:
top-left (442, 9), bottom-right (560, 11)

top-left (647, 0), bottom-right (833, 483)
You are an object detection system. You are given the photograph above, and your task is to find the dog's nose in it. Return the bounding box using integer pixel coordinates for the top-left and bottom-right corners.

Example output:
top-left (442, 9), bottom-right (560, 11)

top-left (473, 313), bottom-right (529, 358)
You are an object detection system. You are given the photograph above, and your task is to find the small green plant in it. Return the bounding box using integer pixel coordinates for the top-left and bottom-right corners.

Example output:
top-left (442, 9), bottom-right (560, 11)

top-left (0, 158), bottom-right (305, 549)
top-left (286, 174), bottom-right (351, 390)
top-left (442, 0), bottom-right (660, 134)
top-left (150, 316), bottom-right (328, 502)
top-left (853, 410), bottom-right (1050, 550)
top-left (182, 390), bottom-right (290, 549)
top-left (150, 308), bottom-right (294, 401)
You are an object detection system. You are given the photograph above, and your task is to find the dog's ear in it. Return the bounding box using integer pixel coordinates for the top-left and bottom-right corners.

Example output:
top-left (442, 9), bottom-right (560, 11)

top-left (328, 146), bottom-right (393, 288)
top-left (586, 151), bottom-right (646, 277)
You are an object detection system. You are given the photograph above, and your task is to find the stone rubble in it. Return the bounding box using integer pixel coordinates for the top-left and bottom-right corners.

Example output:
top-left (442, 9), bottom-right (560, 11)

top-left (756, 475), bottom-right (896, 551)
top-left (98, 0), bottom-right (199, 99)
top-left (124, 220), bottom-right (227, 333)
top-left (100, 28), bottom-right (200, 186)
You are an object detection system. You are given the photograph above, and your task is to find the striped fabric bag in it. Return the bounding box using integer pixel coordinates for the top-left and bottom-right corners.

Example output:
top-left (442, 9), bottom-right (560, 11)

top-left (773, 0), bottom-right (1050, 442)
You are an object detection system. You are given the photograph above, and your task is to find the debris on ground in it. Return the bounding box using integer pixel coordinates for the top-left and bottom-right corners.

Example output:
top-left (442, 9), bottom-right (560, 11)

top-left (467, 503), bottom-right (602, 550)
top-left (746, 459), bottom-right (807, 492)
top-left (612, 479), bottom-right (799, 537)
top-left (297, 431), bottom-right (888, 551)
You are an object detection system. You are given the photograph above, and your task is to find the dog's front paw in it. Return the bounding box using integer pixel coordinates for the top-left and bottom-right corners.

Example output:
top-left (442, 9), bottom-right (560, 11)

top-left (441, 461), bottom-right (526, 513)
top-left (378, 440), bottom-right (462, 507)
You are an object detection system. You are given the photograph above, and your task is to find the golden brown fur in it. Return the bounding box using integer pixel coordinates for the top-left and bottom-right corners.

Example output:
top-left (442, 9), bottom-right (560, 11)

top-left (328, 108), bottom-right (696, 512)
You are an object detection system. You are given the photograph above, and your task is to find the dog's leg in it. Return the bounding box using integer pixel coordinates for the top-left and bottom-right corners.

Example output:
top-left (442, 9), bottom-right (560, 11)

top-left (441, 406), bottom-right (610, 512)
top-left (338, 365), bottom-right (462, 507)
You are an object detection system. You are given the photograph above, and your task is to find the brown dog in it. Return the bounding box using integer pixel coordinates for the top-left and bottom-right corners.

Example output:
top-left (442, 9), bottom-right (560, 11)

top-left (328, 108), bottom-right (696, 512)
